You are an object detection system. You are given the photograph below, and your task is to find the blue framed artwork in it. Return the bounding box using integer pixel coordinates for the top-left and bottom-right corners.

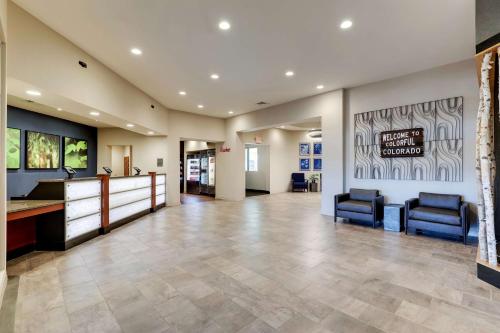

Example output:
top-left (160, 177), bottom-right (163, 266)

top-left (313, 142), bottom-right (322, 155)
top-left (300, 158), bottom-right (310, 171)
top-left (299, 143), bottom-right (310, 156)
top-left (313, 158), bottom-right (322, 171)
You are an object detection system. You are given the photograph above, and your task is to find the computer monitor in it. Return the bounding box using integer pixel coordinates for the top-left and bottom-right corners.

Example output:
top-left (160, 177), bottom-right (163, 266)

top-left (102, 166), bottom-right (112, 175)
top-left (133, 167), bottom-right (141, 176)
top-left (63, 166), bottom-right (77, 179)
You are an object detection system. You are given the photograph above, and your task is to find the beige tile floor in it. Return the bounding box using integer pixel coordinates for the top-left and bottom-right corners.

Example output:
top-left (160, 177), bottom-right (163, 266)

top-left (3, 192), bottom-right (500, 333)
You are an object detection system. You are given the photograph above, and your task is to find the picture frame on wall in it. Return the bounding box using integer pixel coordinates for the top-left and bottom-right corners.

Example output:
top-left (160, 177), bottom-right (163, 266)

top-left (26, 130), bottom-right (60, 169)
top-left (313, 158), bottom-right (322, 171)
top-left (300, 158), bottom-right (310, 171)
top-left (299, 142), bottom-right (310, 156)
top-left (313, 142), bottom-right (322, 155)
top-left (6, 127), bottom-right (21, 169)
top-left (63, 136), bottom-right (88, 169)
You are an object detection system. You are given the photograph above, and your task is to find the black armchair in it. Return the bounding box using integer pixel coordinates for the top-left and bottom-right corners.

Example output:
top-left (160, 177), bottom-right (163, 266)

top-left (405, 192), bottom-right (469, 244)
top-left (334, 188), bottom-right (384, 228)
top-left (291, 173), bottom-right (308, 192)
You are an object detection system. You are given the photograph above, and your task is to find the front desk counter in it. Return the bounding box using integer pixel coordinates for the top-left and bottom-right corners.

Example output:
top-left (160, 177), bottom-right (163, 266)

top-left (7, 173), bottom-right (167, 260)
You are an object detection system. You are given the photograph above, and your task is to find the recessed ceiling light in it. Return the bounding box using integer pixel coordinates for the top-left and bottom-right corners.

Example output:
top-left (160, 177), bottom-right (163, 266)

top-left (197, 104), bottom-right (204, 109)
top-left (147, 131), bottom-right (154, 135)
top-left (316, 85), bottom-right (324, 90)
top-left (280, 125), bottom-right (285, 128)
top-left (56, 107), bottom-right (63, 111)
top-left (89, 111), bottom-right (100, 116)
top-left (210, 73), bottom-right (220, 80)
top-left (179, 91), bottom-right (187, 96)
top-left (218, 20), bottom-right (231, 30)
top-left (130, 48), bottom-right (142, 55)
top-left (285, 71), bottom-right (294, 77)
top-left (228, 110), bottom-right (234, 114)
top-left (126, 123), bottom-right (135, 128)
top-left (340, 20), bottom-right (353, 29)
top-left (26, 90), bottom-right (41, 96)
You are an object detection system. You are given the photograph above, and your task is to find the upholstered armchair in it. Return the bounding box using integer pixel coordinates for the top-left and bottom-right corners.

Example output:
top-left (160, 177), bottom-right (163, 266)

top-left (291, 173), bottom-right (308, 192)
top-left (405, 192), bottom-right (469, 244)
top-left (334, 188), bottom-right (384, 228)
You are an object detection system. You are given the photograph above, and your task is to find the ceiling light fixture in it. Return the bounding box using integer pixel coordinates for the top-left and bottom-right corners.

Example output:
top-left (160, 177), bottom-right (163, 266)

top-left (280, 125), bottom-right (285, 128)
top-left (285, 71), bottom-right (294, 77)
top-left (228, 110), bottom-right (234, 114)
top-left (316, 85), bottom-right (324, 90)
top-left (210, 73), bottom-right (220, 80)
top-left (198, 104), bottom-right (204, 109)
top-left (130, 48), bottom-right (142, 55)
top-left (340, 20), bottom-right (353, 30)
top-left (126, 123), bottom-right (135, 128)
top-left (179, 91), bottom-right (187, 96)
top-left (26, 90), bottom-right (41, 96)
top-left (218, 20), bottom-right (231, 30)
top-left (89, 111), bottom-right (100, 116)
top-left (56, 107), bottom-right (63, 111)
top-left (147, 131), bottom-right (154, 135)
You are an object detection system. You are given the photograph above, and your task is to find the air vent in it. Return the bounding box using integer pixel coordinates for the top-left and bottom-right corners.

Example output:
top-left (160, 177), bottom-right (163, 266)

top-left (256, 101), bottom-right (268, 105)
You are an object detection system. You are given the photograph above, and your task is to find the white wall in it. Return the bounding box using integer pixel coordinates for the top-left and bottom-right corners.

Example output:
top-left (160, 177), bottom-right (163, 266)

top-left (244, 144), bottom-right (270, 192)
top-left (345, 59), bottom-right (478, 205)
top-left (219, 90), bottom-right (343, 216)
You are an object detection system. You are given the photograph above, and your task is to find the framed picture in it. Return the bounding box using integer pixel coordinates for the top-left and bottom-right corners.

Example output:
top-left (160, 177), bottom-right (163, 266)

top-left (6, 127), bottom-right (21, 169)
top-left (313, 158), bottom-right (322, 171)
top-left (299, 142), bottom-right (310, 156)
top-left (64, 137), bottom-right (88, 169)
top-left (26, 131), bottom-right (60, 169)
top-left (300, 158), bottom-right (310, 171)
top-left (313, 142), bottom-right (322, 155)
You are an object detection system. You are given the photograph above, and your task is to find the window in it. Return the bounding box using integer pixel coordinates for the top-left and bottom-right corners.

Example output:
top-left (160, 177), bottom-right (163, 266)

top-left (245, 147), bottom-right (258, 172)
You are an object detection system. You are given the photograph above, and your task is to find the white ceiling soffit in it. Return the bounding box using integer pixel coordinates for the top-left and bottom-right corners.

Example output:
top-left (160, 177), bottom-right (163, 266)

top-left (13, 0), bottom-right (475, 118)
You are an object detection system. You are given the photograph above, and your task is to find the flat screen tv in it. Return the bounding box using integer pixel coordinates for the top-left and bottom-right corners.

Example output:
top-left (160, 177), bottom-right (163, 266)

top-left (6, 127), bottom-right (21, 169)
top-left (64, 137), bottom-right (88, 169)
top-left (26, 130), bottom-right (60, 169)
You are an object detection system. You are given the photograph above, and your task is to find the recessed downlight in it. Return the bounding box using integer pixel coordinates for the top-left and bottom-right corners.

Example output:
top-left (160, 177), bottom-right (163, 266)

top-left (147, 131), bottom-right (154, 135)
top-left (26, 90), bottom-right (41, 96)
top-left (56, 107), bottom-right (63, 111)
top-left (280, 125), bottom-right (285, 129)
top-left (179, 91), bottom-right (187, 96)
top-left (316, 85), bottom-right (324, 90)
top-left (210, 73), bottom-right (220, 80)
top-left (197, 104), bottom-right (204, 109)
top-left (218, 20), bottom-right (231, 30)
top-left (89, 111), bottom-right (100, 116)
top-left (228, 110), bottom-right (234, 114)
top-left (126, 123), bottom-right (135, 128)
top-left (340, 20), bottom-right (353, 29)
top-left (130, 48), bottom-right (142, 55)
top-left (285, 71), bottom-right (294, 77)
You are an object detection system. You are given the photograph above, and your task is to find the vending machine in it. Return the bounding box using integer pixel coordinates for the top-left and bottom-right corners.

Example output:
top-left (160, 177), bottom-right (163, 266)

top-left (186, 153), bottom-right (200, 194)
top-left (199, 149), bottom-right (216, 196)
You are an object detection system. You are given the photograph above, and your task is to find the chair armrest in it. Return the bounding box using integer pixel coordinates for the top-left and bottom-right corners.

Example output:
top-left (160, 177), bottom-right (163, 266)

top-left (373, 195), bottom-right (385, 219)
top-left (460, 202), bottom-right (469, 229)
top-left (405, 198), bottom-right (419, 211)
top-left (335, 193), bottom-right (350, 205)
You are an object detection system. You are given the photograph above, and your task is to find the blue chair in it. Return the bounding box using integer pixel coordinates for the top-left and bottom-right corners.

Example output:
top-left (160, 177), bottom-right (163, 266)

top-left (334, 188), bottom-right (384, 228)
top-left (291, 173), bottom-right (308, 192)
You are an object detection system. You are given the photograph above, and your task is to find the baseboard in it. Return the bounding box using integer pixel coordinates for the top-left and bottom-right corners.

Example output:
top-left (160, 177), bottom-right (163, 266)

top-left (245, 189), bottom-right (270, 194)
top-left (0, 269), bottom-right (7, 310)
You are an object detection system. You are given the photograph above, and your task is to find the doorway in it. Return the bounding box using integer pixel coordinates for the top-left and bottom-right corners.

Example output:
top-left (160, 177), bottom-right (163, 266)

top-left (245, 144), bottom-right (270, 197)
top-left (109, 145), bottom-right (132, 176)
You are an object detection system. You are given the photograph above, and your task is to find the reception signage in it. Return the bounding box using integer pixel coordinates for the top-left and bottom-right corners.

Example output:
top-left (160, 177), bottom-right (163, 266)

top-left (380, 128), bottom-right (424, 158)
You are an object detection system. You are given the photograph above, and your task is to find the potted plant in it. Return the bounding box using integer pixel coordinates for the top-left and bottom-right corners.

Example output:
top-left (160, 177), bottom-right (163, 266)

top-left (309, 174), bottom-right (320, 192)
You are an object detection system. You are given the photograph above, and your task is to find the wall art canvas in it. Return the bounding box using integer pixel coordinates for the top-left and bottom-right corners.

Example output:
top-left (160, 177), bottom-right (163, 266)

top-left (6, 128), bottom-right (21, 169)
top-left (299, 143), bottom-right (310, 156)
top-left (26, 131), bottom-right (60, 169)
top-left (64, 137), bottom-right (88, 169)
top-left (313, 158), bottom-right (322, 171)
top-left (353, 96), bottom-right (463, 182)
top-left (313, 142), bottom-right (322, 155)
top-left (300, 158), bottom-right (310, 171)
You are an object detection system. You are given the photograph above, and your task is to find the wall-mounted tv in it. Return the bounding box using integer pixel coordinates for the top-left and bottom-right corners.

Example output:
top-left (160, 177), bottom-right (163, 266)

top-left (64, 137), bottom-right (88, 169)
top-left (6, 127), bottom-right (21, 169)
top-left (26, 130), bottom-right (60, 169)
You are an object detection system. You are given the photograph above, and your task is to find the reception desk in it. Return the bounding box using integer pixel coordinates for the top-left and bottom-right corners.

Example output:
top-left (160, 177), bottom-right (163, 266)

top-left (7, 173), bottom-right (167, 259)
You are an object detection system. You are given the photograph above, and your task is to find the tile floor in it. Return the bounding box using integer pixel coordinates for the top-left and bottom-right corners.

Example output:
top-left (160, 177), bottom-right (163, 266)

top-left (3, 192), bottom-right (500, 333)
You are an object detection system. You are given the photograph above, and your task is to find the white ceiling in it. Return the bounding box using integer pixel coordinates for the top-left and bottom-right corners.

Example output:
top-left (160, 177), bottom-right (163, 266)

top-left (13, 0), bottom-right (475, 118)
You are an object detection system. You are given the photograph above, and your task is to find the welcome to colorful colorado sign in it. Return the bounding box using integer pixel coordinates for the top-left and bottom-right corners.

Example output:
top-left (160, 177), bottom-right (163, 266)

top-left (380, 128), bottom-right (424, 158)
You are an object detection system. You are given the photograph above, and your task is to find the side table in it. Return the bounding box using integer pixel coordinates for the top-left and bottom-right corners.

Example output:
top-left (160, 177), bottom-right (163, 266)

top-left (383, 204), bottom-right (404, 232)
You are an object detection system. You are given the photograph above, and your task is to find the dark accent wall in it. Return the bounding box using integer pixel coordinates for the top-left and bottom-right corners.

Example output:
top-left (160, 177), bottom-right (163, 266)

top-left (7, 106), bottom-right (97, 198)
top-left (476, 0), bottom-right (500, 52)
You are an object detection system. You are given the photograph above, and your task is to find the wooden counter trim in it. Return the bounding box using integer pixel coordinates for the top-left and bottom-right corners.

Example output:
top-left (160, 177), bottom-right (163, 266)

top-left (7, 203), bottom-right (64, 222)
top-left (149, 172), bottom-right (156, 212)
top-left (96, 174), bottom-right (110, 234)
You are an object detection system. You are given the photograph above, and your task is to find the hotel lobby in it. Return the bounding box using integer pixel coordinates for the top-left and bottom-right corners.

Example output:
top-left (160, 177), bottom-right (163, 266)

top-left (0, 1), bottom-right (499, 332)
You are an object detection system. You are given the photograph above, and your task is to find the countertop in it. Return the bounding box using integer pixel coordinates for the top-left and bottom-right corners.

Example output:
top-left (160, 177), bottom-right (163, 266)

top-left (7, 200), bottom-right (65, 213)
